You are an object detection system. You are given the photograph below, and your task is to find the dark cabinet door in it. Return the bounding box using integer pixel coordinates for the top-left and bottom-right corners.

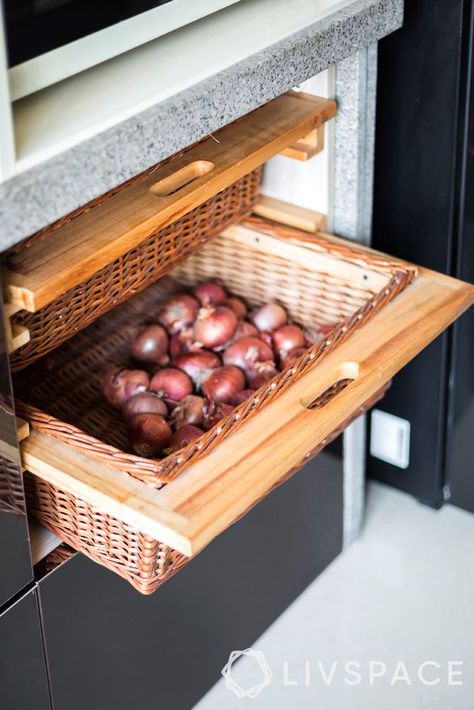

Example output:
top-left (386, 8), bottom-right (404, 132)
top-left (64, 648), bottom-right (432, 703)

top-left (369, 0), bottom-right (469, 506)
top-left (0, 588), bottom-right (51, 710)
top-left (446, 4), bottom-right (474, 511)
top-left (38, 451), bottom-right (342, 710)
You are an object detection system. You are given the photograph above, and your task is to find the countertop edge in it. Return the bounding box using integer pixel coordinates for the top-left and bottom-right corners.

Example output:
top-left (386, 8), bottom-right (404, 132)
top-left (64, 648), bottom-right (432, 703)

top-left (0, 0), bottom-right (403, 249)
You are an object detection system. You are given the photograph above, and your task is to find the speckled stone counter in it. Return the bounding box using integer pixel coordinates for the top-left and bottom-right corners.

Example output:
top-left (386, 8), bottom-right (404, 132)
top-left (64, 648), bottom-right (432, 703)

top-left (0, 0), bottom-right (402, 249)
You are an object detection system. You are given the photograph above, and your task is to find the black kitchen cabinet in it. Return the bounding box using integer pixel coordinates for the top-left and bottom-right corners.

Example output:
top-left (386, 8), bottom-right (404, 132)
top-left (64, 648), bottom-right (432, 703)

top-left (369, 0), bottom-right (474, 509)
top-left (0, 589), bottom-right (51, 710)
top-left (38, 450), bottom-right (342, 710)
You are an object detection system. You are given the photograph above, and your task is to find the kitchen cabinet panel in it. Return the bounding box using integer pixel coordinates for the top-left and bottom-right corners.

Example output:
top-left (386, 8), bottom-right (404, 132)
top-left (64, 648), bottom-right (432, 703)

top-left (38, 451), bottom-right (342, 710)
top-left (0, 588), bottom-right (51, 710)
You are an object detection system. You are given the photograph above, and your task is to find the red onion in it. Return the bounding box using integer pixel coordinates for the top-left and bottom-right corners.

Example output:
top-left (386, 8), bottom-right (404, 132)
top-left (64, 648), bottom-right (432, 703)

top-left (224, 297), bottom-right (247, 319)
top-left (232, 320), bottom-right (258, 340)
top-left (201, 365), bottom-right (245, 403)
top-left (280, 346), bottom-right (307, 370)
top-left (249, 368), bottom-right (279, 388)
top-left (167, 424), bottom-right (204, 453)
top-left (192, 282), bottom-right (227, 306)
top-left (101, 368), bottom-right (149, 409)
top-left (122, 392), bottom-right (168, 421)
top-left (230, 389), bottom-right (257, 405)
top-left (150, 368), bottom-right (193, 405)
top-left (320, 323), bottom-right (337, 335)
top-left (158, 294), bottom-right (200, 334)
top-left (194, 306), bottom-right (237, 348)
top-left (131, 324), bottom-right (169, 365)
top-left (170, 395), bottom-right (205, 429)
top-left (251, 303), bottom-right (287, 332)
top-left (172, 350), bottom-right (221, 387)
top-left (223, 336), bottom-right (275, 379)
top-left (259, 330), bottom-right (274, 348)
top-left (169, 328), bottom-right (201, 357)
top-left (203, 401), bottom-right (234, 431)
top-left (272, 325), bottom-right (306, 358)
top-left (304, 323), bottom-right (336, 346)
top-left (128, 414), bottom-right (172, 457)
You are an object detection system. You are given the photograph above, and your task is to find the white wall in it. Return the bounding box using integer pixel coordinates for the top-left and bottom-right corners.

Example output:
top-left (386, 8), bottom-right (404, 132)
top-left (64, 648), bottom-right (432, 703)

top-left (261, 70), bottom-right (335, 217)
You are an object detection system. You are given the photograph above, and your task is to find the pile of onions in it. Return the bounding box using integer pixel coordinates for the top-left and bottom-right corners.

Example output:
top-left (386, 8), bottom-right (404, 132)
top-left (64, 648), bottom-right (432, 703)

top-left (100, 280), bottom-right (334, 458)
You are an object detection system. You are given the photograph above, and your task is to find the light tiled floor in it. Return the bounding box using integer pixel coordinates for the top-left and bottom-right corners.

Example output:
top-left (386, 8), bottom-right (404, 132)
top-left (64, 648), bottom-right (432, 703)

top-left (194, 482), bottom-right (474, 709)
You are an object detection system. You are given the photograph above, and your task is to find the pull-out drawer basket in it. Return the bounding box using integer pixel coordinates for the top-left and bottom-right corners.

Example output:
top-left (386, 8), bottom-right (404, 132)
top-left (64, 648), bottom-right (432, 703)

top-left (16, 214), bottom-right (472, 595)
top-left (3, 91), bottom-right (336, 371)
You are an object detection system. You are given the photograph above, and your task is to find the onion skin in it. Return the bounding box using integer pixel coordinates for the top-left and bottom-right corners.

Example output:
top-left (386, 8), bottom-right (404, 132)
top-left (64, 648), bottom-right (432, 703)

top-left (231, 320), bottom-right (259, 341)
top-left (171, 395), bottom-right (205, 429)
top-left (230, 389), bottom-right (256, 405)
top-left (249, 367), bottom-right (279, 388)
top-left (101, 368), bottom-right (149, 409)
top-left (203, 401), bottom-right (234, 431)
top-left (224, 297), bottom-right (247, 319)
top-left (131, 324), bottom-right (169, 364)
top-left (201, 365), bottom-right (245, 403)
top-left (192, 282), bottom-right (227, 306)
top-left (223, 336), bottom-right (275, 379)
top-left (167, 424), bottom-right (204, 453)
top-left (172, 351), bottom-right (221, 387)
top-left (259, 330), bottom-right (274, 349)
top-left (280, 346), bottom-right (307, 370)
top-left (158, 294), bottom-right (200, 334)
top-left (128, 414), bottom-right (172, 457)
top-left (194, 306), bottom-right (238, 348)
top-left (272, 325), bottom-right (306, 358)
top-left (251, 303), bottom-right (287, 332)
top-left (122, 392), bottom-right (168, 421)
top-left (149, 368), bottom-right (193, 405)
top-left (169, 329), bottom-right (201, 357)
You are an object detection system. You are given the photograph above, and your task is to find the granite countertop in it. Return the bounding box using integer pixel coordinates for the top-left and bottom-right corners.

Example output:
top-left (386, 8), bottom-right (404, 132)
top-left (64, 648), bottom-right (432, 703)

top-left (0, 0), bottom-right (402, 249)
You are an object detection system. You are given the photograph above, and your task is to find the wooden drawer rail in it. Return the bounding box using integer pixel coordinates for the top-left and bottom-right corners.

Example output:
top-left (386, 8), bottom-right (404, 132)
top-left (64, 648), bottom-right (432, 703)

top-left (20, 263), bottom-right (474, 557)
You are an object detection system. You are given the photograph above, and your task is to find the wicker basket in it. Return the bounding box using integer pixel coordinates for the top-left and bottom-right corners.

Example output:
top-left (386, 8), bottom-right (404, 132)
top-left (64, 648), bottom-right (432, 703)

top-left (17, 217), bottom-right (416, 593)
top-left (8, 169), bottom-right (262, 372)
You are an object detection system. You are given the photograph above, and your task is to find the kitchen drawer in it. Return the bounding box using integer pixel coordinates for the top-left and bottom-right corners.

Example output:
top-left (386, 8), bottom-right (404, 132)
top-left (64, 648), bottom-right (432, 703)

top-left (2, 91), bottom-right (336, 371)
top-left (14, 216), bottom-right (474, 593)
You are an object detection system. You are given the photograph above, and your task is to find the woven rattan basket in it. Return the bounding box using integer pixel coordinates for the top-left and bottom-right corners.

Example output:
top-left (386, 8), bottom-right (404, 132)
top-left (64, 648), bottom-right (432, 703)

top-left (17, 217), bottom-right (416, 593)
top-left (8, 168), bottom-right (262, 371)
